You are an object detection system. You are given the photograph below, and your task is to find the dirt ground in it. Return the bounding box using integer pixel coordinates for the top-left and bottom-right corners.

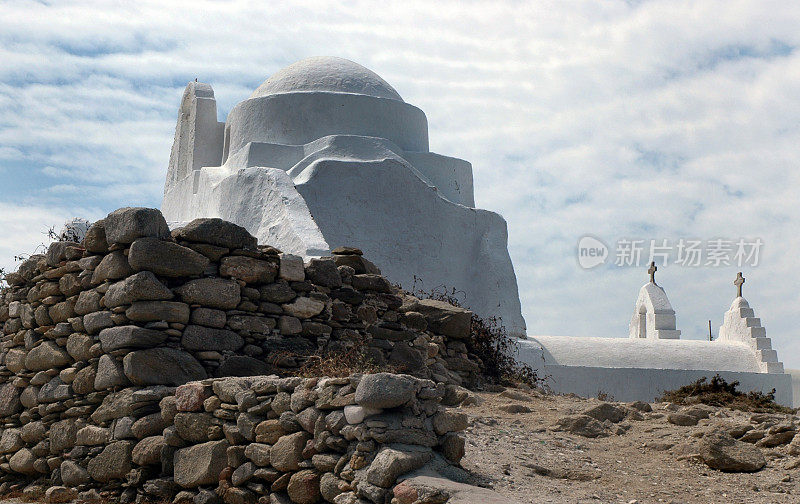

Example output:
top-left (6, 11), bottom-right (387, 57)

top-left (459, 390), bottom-right (799, 504)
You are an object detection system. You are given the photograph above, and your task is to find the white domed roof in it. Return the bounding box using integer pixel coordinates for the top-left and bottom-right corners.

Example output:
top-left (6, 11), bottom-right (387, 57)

top-left (250, 57), bottom-right (403, 102)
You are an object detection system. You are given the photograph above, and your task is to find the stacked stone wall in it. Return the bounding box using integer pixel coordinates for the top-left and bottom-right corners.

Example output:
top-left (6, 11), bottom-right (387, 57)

top-left (158, 373), bottom-right (466, 504)
top-left (0, 207), bottom-right (479, 501)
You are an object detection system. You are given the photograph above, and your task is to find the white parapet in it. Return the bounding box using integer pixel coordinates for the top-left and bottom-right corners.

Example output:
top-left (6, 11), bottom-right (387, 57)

top-left (718, 296), bottom-right (784, 374)
top-left (629, 281), bottom-right (681, 339)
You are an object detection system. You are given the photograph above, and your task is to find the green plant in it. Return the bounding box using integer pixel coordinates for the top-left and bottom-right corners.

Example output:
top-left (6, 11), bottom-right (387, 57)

top-left (659, 374), bottom-right (794, 414)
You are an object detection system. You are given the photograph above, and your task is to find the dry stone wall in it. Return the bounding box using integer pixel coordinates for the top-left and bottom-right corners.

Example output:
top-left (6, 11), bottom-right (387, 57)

top-left (0, 207), bottom-right (480, 502)
top-left (160, 373), bottom-right (467, 504)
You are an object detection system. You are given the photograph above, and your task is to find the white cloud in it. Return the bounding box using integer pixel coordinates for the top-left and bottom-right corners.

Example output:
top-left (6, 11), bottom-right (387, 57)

top-left (2, 0), bottom-right (800, 367)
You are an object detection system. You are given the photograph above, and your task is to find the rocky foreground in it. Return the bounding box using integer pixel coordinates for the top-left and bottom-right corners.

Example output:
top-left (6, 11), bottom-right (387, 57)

top-left (1, 387), bottom-right (798, 504)
top-left (457, 388), bottom-right (799, 504)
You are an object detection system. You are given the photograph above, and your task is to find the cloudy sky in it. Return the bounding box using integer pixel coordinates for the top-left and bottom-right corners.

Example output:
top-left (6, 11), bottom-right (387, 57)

top-left (2, 0), bottom-right (799, 367)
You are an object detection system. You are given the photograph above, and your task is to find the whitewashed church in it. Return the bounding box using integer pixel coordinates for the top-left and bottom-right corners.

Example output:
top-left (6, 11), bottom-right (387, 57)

top-left (161, 56), bottom-right (795, 406)
top-left (517, 265), bottom-right (793, 405)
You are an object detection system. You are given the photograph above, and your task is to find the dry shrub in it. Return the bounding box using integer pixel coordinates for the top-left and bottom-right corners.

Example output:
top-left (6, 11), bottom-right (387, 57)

top-left (293, 343), bottom-right (396, 378)
top-left (659, 374), bottom-right (794, 414)
top-left (409, 278), bottom-right (545, 389)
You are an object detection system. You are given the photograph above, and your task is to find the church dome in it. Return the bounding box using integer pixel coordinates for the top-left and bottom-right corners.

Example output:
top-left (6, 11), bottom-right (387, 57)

top-left (250, 56), bottom-right (404, 102)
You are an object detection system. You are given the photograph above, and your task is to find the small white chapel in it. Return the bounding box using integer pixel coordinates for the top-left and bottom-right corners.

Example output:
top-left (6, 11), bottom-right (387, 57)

top-left (517, 265), bottom-right (793, 405)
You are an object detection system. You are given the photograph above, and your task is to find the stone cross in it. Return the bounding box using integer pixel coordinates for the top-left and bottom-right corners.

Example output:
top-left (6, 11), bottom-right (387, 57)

top-left (648, 261), bottom-right (657, 284)
top-left (734, 272), bottom-right (745, 298)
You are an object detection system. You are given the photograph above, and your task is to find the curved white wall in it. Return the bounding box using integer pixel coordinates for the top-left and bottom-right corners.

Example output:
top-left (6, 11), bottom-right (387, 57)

top-left (517, 337), bottom-right (793, 406)
top-left (527, 335), bottom-right (761, 373)
top-left (402, 152), bottom-right (475, 207)
top-left (224, 93), bottom-right (429, 159)
top-left (538, 364), bottom-right (793, 406)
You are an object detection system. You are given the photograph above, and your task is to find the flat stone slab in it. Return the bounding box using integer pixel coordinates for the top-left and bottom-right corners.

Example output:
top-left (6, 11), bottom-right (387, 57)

top-left (394, 475), bottom-right (520, 504)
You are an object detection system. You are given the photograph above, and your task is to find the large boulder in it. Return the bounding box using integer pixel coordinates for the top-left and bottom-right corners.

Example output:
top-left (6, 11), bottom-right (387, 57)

top-left (83, 311), bottom-right (114, 335)
top-left (270, 432), bottom-right (311, 471)
top-left (0, 429), bottom-right (23, 453)
top-left (668, 413), bottom-right (699, 427)
top-left (351, 274), bottom-right (393, 293)
top-left (91, 250), bottom-right (134, 284)
top-left (104, 271), bottom-right (173, 308)
top-left (50, 419), bottom-right (80, 454)
top-left (279, 253), bottom-right (305, 282)
top-left (45, 487), bottom-right (78, 504)
top-left (82, 219), bottom-right (108, 253)
top-left (175, 382), bottom-right (211, 412)
top-left (282, 297), bottom-right (325, 319)
top-left (319, 472), bottom-right (344, 502)
top-left (553, 415), bottom-right (610, 438)
top-left (174, 439), bottom-right (230, 488)
top-left (38, 376), bottom-right (72, 403)
top-left (8, 448), bottom-right (37, 475)
top-left (260, 281), bottom-right (297, 303)
top-left (49, 299), bottom-right (76, 323)
top-left (432, 411), bottom-right (469, 436)
top-left (332, 253), bottom-right (380, 275)
top-left (182, 325), bottom-right (244, 352)
top-left (287, 469), bottom-right (321, 504)
top-left (46, 241), bottom-right (80, 267)
top-left (698, 431), bottom-right (766, 472)
top-left (15, 254), bottom-right (44, 283)
top-left (393, 476), bottom-right (518, 504)
top-left (99, 325), bottom-right (167, 351)
top-left (25, 341), bottom-right (71, 371)
top-left (175, 277), bottom-right (241, 309)
top-left (87, 441), bottom-right (133, 482)
top-left (66, 333), bottom-right (94, 362)
top-left (74, 289), bottom-right (102, 315)
top-left (75, 426), bottom-right (110, 446)
top-left (0, 383), bottom-right (21, 416)
top-left (60, 460), bottom-right (90, 486)
top-left (132, 436), bottom-right (167, 466)
top-left (355, 373), bottom-right (417, 409)
top-left (4, 348), bottom-right (26, 373)
top-left (366, 446), bottom-right (432, 488)
top-left (583, 403), bottom-right (628, 424)
top-left (128, 237), bottom-right (209, 277)
top-left (220, 256), bottom-right (277, 284)
top-left (411, 299), bottom-right (472, 339)
top-left (227, 315), bottom-right (275, 334)
top-left (72, 366), bottom-right (97, 395)
top-left (131, 413), bottom-right (167, 438)
top-left (94, 355), bottom-right (131, 390)
top-left (174, 412), bottom-right (216, 443)
top-left (126, 301), bottom-right (191, 324)
top-left (304, 258), bottom-right (341, 288)
top-left (104, 207), bottom-right (169, 245)
top-left (123, 348), bottom-right (207, 386)
top-left (190, 307), bottom-right (227, 328)
top-left (174, 218), bottom-right (257, 250)
top-left (243, 443), bottom-right (271, 466)
top-left (389, 343), bottom-right (427, 373)
top-left (90, 388), bottom-right (138, 423)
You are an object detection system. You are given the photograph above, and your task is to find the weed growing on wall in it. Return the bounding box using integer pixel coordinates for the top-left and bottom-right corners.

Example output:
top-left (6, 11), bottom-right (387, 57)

top-left (294, 342), bottom-right (397, 378)
top-left (409, 276), bottom-right (545, 389)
